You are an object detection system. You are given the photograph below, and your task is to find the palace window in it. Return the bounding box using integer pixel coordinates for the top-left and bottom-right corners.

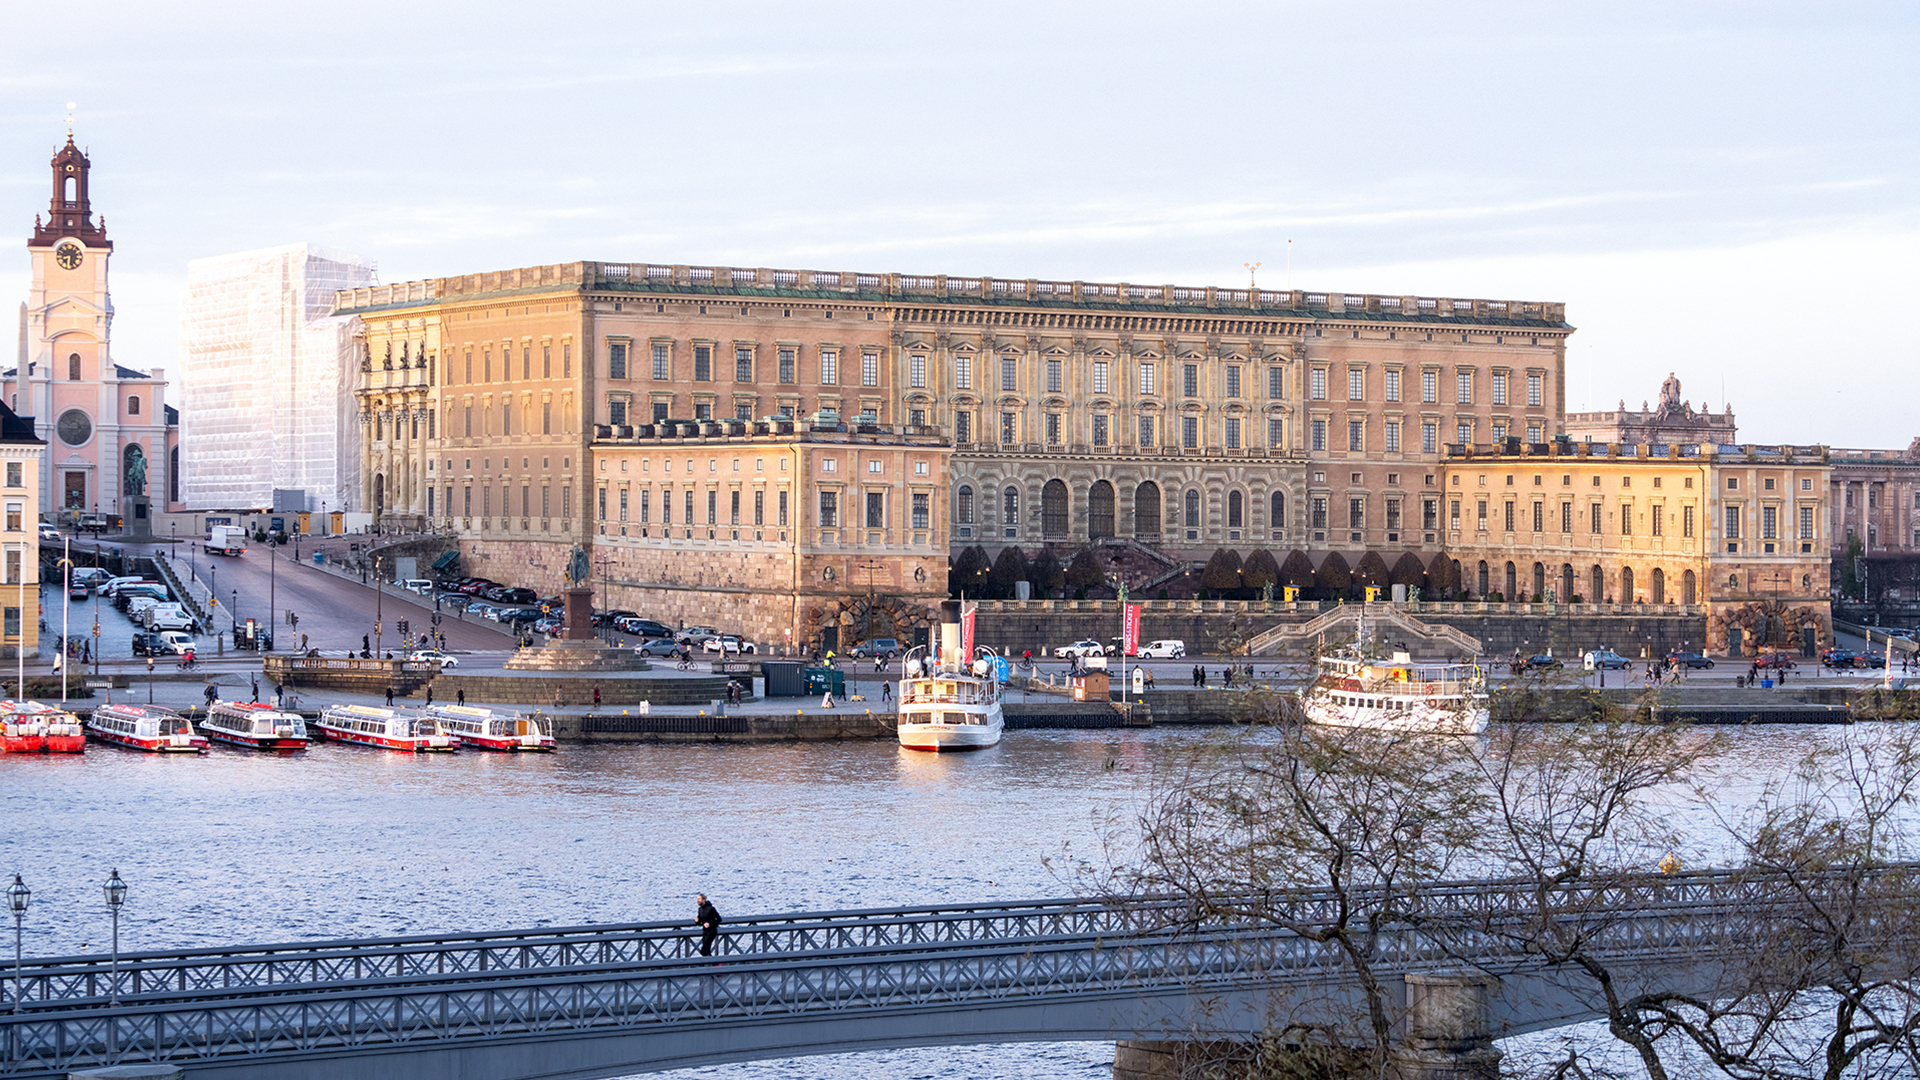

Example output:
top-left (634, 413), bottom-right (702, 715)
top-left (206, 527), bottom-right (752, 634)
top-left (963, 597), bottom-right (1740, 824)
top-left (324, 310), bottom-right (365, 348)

top-left (608, 398), bottom-right (627, 426)
top-left (1183, 416), bottom-right (1198, 448)
top-left (954, 355), bottom-right (971, 390)
top-left (1528, 373), bottom-right (1543, 407)
top-left (957, 485), bottom-right (974, 524)
top-left (127, 396), bottom-right (140, 416)
top-left (1532, 502), bottom-right (1543, 532)
top-left (1310, 368), bottom-right (1326, 400)
top-left (1046, 413), bottom-right (1061, 445)
top-left (1422, 422), bottom-right (1437, 454)
top-left (1225, 417), bottom-right (1241, 449)
top-left (735, 347), bottom-right (754, 382)
top-left (1800, 505), bottom-right (1814, 540)
top-left (1269, 418), bottom-right (1285, 447)
top-left (1384, 370), bottom-right (1401, 402)
top-left (821, 350), bottom-right (838, 384)
top-left (1002, 357), bottom-right (1019, 391)
top-left (1348, 420), bottom-right (1363, 452)
top-left (1092, 361), bottom-right (1109, 395)
top-left (818, 491), bottom-right (837, 527)
top-left (1092, 414), bottom-right (1109, 446)
top-left (1183, 364), bottom-right (1199, 397)
top-left (1311, 420), bottom-right (1327, 451)
top-left (909, 355), bottom-right (926, 388)
top-left (608, 342), bottom-right (627, 380)
top-left (1456, 371), bottom-right (1473, 404)
top-left (1424, 499), bottom-right (1438, 530)
top-left (1621, 504), bottom-right (1633, 536)
top-left (779, 348), bottom-right (796, 384)
top-left (1422, 370), bottom-right (1437, 403)
top-left (1385, 420), bottom-right (1400, 452)
top-left (912, 492), bottom-right (929, 530)
top-left (652, 343), bottom-right (669, 379)
top-left (862, 352), bottom-right (879, 386)
top-left (1457, 420), bottom-right (1472, 445)
top-left (1268, 366), bottom-right (1285, 398)
top-left (1653, 505), bottom-right (1664, 536)
top-left (1001, 413), bottom-right (1017, 444)
top-left (1311, 497), bottom-right (1328, 530)
top-left (954, 411), bottom-right (972, 443)
top-left (1762, 505), bottom-right (1778, 540)
top-left (694, 345), bottom-right (712, 382)
top-left (1350, 498), bottom-right (1365, 529)
top-left (1225, 366), bottom-right (1241, 398)
top-left (1139, 363), bottom-right (1156, 394)
top-left (1492, 372), bottom-right (1507, 405)
top-left (1386, 498), bottom-right (1401, 530)
top-left (1138, 416), bottom-right (1155, 447)
top-left (1561, 503), bottom-right (1572, 533)
top-left (1047, 359), bottom-right (1062, 393)
top-left (1724, 505), bottom-right (1741, 539)
top-left (1349, 369), bottom-right (1365, 401)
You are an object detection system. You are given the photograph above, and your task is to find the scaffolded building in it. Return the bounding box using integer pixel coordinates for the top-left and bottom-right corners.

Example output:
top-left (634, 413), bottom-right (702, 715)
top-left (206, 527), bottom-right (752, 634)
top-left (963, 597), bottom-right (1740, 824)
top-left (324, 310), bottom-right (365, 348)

top-left (179, 243), bottom-right (374, 511)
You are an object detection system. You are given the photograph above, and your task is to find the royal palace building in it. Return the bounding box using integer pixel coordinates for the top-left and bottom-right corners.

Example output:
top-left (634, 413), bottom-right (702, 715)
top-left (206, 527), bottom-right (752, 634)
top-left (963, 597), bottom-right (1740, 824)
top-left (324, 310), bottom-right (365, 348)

top-left (340, 260), bottom-right (1570, 645)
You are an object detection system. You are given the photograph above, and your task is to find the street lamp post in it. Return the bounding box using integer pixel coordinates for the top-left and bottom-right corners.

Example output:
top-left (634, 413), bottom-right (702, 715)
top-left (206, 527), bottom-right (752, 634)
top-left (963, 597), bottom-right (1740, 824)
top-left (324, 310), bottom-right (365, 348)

top-left (267, 535), bottom-right (276, 652)
top-left (374, 556), bottom-right (384, 658)
top-left (7, 874), bottom-right (27, 1015)
top-left (147, 656), bottom-right (154, 704)
top-left (103, 869), bottom-right (126, 1008)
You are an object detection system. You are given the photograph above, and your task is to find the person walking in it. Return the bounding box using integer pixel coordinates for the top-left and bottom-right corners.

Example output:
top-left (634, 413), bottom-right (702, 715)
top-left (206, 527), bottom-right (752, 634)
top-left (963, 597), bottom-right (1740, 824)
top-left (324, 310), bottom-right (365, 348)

top-left (425, 686), bottom-right (434, 707)
top-left (250, 675), bottom-right (259, 703)
top-left (203, 683), bottom-right (217, 709)
top-left (592, 686), bottom-right (602, 708)
top-left (881, 680), bottom-right (892, 706)
top-left (385, 685), bottom-right (395, 707)
top-left (553, 686), bottom-right (563, 709)
top-left (457, 688), bottom-right (466, 705)
top-left (695, 894), bottom-right (722, 957)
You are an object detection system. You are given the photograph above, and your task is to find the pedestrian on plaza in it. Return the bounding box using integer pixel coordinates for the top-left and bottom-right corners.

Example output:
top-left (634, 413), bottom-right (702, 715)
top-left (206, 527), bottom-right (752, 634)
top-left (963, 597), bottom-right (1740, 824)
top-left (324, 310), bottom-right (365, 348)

top-left (50, 650), bottom-right (61, 677)
top-left (457, 688), bottom-right (466, 705)
top-left (593, 686), bottom-right (602, 707)
top-left (274, 682), bottom-right (285, 707)
top-left (695, 894), bottom-right (722, 957)
top-left (385, 685), bottom-right (395, 706)
top-left (1223, 667), bottom-right (1234, 689)
top-left (1145, 669), bottom-right (1155, 690)
top-left (250, 675), bottom-right (259, 703)
top-left (299, 633), bottom-right (308, 651)
top-left (81, 641), bottom-right (90, 665)
top-left (203, 683), bottom-right (216, 708)
top-left (425, 687), bottom-right (433, 707)
top-left (553, 686), bottom-right (564, 709)
top-left (363, 634), bottom-right (371, 655)
top-left (881, 680), bottom-right (892, 705)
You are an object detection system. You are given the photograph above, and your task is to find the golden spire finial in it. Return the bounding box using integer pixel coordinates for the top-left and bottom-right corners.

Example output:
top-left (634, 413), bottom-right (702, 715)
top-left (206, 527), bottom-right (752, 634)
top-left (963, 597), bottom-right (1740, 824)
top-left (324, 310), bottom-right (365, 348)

top-left (65, 101), bottom-right (75, 138)
top-left (1244, 262), bottom-right (1261, 289)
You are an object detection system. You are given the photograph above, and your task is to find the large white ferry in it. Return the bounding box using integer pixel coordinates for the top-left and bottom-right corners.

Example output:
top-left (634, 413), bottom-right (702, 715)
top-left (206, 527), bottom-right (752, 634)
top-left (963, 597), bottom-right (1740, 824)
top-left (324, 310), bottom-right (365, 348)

top-left (1300, 647), bottom-right (1489, 736)
top-left (316, 704), bottom-right (456, 752)
top-left (202, 701), bottom-right (310, 750)
top-left (0, 700), bottom-right (85, 754)
top-left (897, 658), bottom-right (1005, 751)
top-left (88, 703), bottom-right (209, 753)
top-left (423, 704), bottom-right (555, 752)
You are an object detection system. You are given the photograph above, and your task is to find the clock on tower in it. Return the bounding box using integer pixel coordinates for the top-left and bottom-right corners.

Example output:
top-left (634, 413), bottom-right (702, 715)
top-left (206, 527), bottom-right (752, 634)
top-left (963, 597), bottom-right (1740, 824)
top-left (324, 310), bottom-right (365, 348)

top-left (55, 242), bottom-right (82, 270)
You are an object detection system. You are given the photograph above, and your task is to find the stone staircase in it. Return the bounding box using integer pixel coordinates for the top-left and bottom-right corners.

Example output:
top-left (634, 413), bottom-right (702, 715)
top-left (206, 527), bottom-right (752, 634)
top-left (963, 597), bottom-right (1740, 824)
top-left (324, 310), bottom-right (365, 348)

top-left (1244, 603), bottom-right (1484, 657)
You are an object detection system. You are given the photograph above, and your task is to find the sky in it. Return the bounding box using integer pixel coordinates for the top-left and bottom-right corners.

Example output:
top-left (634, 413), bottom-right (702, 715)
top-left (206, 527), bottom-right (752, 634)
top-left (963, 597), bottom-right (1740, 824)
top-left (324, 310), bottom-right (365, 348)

top-left (1, 0), bottom-right (1914, 447)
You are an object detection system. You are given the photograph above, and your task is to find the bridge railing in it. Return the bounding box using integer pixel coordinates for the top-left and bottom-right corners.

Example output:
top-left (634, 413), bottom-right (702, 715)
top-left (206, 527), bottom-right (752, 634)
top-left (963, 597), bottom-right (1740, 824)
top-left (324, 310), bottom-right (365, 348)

top-left (12, 863), bottom-right (1912, 1013)
top-left (0, 882), bottom-right (1845, 1080)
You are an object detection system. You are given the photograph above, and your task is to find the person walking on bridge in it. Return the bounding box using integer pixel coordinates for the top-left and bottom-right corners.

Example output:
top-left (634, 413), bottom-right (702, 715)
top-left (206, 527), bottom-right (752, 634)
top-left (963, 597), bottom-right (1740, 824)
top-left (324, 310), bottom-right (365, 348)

top-left (695, 894), bottom-right (722, 957)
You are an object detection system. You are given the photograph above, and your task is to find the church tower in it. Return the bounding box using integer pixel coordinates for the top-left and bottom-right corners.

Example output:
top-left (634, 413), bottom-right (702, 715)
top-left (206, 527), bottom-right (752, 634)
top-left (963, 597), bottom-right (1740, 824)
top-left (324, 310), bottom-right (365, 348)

top-left (10, 127), bottom-right (175, 534)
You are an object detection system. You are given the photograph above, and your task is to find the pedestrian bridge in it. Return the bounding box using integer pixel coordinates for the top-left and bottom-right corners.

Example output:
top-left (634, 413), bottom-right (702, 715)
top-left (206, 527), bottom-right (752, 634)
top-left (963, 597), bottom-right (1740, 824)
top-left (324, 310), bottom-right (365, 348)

top-left (0, 868), bottom-right (1898, 1080)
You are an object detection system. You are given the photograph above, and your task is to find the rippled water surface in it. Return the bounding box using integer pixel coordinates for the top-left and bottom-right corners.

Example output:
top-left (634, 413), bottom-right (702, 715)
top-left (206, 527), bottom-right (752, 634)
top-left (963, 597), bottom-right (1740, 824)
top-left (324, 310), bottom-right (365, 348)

top-left (0, 723), bottom-right (1888, 1078)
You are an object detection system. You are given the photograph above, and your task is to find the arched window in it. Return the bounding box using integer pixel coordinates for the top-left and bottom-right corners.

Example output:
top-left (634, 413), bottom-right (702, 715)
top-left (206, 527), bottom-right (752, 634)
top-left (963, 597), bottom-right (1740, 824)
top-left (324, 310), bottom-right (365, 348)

top-left (1184, 489), bottom-right (1201, 528)
top-left (1477, 560), bottom-right (1490, 596)
top-left (1683, 569), bottom-right (1697, 605)
top-left (126, 396), bottom-right (140, 416)
top-left (1227, 490), bottom-right (1244, 529)
top-left (1621, 566), bottom-right (1635, 603)
top-left (1134, 482), bottom-right (1161, 538)
top-left (1591, 565), bottom-right (1605, 603)
top-left (1087, 480), bottom-right (1114, 540)
top-left (1504, 561), bottom-right (1517, 599)
top-left (1651, 567), bottom-right (1666, 604)
top-left (170, 446), bottom-right (180, 503)
top-left (374, 473), bottom-right (386, 517)
top-left (1561, 564), bottom-right (1575, 603)
top-left (1002, 486), bottom-right (1019, 537)
top-left (1532, 562), bottom-right (1546, 599)
top-left (1270, 491), bottom-right (1285, 534)
top-left (956, 485), bottom-right (974, 525)
top-left (1041, 479), bottom-right (1069, 537)
top-left (68, 354), bottom-right (81, 381)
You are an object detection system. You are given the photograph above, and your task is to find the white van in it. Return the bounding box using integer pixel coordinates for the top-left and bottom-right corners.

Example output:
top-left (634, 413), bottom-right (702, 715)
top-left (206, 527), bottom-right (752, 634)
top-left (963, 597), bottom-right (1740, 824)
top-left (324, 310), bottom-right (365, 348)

top-left (140, 603), bottom-right (188, 628)
top-left (70, 567), bottom-right (112, 587)
top-left (1139, 640), bottom-right (1187, 658)
top-left (402, 579), bottom-right (435, 596)
top-left (146, 608), bottom-right (195, 631)
top-left (102, 577), bottom-right (159, 597)
top-left (126, 597), bottom-right (164, 620)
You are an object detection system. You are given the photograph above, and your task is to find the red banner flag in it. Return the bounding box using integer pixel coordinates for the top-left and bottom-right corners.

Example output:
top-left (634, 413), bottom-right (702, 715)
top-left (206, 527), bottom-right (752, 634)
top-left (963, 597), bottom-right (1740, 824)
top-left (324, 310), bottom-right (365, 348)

top-left (961, 606), bottom-right (976, 663)
top-left (1123, 603), bottom-right (1142, 656)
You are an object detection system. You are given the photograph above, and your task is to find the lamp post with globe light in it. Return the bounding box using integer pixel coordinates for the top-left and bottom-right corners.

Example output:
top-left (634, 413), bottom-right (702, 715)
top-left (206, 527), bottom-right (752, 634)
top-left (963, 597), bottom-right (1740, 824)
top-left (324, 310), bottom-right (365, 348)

top-left (7, 874), bottom-right (27, 1015)
top-left (103, 869), bottom-right (126, 1007)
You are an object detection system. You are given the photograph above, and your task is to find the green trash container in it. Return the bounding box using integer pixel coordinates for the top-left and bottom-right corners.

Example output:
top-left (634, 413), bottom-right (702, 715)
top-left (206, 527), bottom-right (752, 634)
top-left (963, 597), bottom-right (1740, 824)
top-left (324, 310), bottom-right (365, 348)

top-left (802, 668), bottom-right (846, 696)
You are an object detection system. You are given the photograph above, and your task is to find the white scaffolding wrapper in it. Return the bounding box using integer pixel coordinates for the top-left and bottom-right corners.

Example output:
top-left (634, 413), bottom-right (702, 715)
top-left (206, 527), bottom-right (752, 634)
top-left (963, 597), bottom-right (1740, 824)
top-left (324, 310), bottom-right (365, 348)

top-left (179, 243), bottom-right (375, 511)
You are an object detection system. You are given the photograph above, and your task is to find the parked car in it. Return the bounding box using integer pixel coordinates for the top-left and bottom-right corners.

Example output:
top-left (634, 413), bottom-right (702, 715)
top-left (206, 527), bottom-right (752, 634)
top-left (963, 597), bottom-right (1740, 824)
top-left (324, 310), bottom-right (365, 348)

top-left (67, 581), bottom-right (88, 600)
top-left (145, 607), bottom-right (195, 631)
top-left (634, 638), bottom-right (681, 657)
top-left (1524, 654), bottom-right (1563, 670)
top-left (1820, 648), bottom-right (1859, 668)
top-left (702, 634), bottom-right (757, 654)
top-left (1855, 652), bottom-right (1887, 669)
top-left (1666, 651), bottom-right (1715, 669)
top-left (1753, 653), bottom-right (1798, 670)
top-left (1588, 649), bottom-right (1631, 670)
top-left (130, 631), bottom-right (167, 656)
top-left (1053, 639), bottom-right (1107, 659)
top-left (1138, 640), bottom-right (1187, 658)
top-left (851, 637), bottom-right (901, 659)
top-left (402, 579), bottom-right (435, 596)
top-left (69, 567), bottom-right (111, 588)
top-left (532, 617), bottom-right (561, 635)
top-left (406, 650), bottom-right (459, 667)
top-left (38, 523), bottom-right (60, 542)
top-left (597, 609), bottom-right (638, 628)
top-left (157, 631), bottom-right (198, 656)
top-left (676, 625), bottom-right (722, 645)
top-left (621, 618), bottom-right (674, 639)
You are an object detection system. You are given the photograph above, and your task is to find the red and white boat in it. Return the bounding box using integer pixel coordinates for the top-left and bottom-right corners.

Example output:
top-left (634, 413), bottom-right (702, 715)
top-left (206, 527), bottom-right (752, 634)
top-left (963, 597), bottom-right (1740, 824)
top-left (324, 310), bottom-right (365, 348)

top-left (202, 700), bottom-right (310, 750)
top-left (423, 704), bottom-right (555, 752)
top-left (316, 704), bottom-right (456, 752)
top-left (0, 700), bottom-right (85, 754)
top-left (87, 703), bottom-right (209, 753)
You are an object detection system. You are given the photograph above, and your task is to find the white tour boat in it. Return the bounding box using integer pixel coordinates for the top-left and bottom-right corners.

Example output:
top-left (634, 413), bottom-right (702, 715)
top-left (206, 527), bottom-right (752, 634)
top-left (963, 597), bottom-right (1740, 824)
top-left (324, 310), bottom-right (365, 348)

top-left (897, 658), bottom-right (1005, 751)
top-left (202, 700), bottom-right (310, 750)
top-left (87, 703), bottom-right (209, 753)
top-left (1300, 647), bottom-right (1489, 736)
top-left (423, 704), bottom-right (555, 752)
top-left (316, 704), bottom-right (457, 752)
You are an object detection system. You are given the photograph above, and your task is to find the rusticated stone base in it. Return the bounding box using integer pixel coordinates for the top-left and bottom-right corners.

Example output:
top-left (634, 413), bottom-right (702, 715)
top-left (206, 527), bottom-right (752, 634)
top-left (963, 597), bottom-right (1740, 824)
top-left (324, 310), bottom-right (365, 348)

top-left (504, 639), bottom-right (651, 672)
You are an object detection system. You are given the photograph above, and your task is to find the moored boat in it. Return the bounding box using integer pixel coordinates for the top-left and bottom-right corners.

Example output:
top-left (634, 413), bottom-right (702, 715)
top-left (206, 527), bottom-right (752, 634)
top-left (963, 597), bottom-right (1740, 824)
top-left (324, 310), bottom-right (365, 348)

top-left (202, 700), bottom-right (310, 750)
top-left (316, 704), bottom-right (456, 752)
top-left (0, 700), bottom-right (85, 754)
top-left (422, 704), bottom-right (555, 751)
top-left (897, 662), bottom-right (1005, 751)
top-left (87, 703), bottom-right (209, 753)
top-left (1300, 647), bottom-right (1489, 736)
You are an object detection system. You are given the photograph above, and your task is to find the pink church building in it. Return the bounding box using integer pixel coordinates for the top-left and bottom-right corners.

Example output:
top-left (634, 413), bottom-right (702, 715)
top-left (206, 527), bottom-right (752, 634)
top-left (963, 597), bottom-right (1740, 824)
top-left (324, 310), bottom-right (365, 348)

top-left (8, 132), bottom-right (179, 534)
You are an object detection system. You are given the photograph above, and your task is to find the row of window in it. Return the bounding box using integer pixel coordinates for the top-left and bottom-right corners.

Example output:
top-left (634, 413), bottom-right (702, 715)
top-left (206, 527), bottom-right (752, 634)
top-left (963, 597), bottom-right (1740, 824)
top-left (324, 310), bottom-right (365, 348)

top-left (438, 484), bottom-right (573, 520)
top-left (589, 486), bottom-right (931, 532)
top-left (450, 342), bottom-right (571, 386)
top-left (606, 342), bottom-right (882, 388)
top-left (1444, 498), bottom-right (1818, 542)
top-left (1309, 367), bottom-right (1544, 407)
top-left (1307, 419), bottom-right (1544, 453)
top-left (958, 411), bottom-right (1289, 451)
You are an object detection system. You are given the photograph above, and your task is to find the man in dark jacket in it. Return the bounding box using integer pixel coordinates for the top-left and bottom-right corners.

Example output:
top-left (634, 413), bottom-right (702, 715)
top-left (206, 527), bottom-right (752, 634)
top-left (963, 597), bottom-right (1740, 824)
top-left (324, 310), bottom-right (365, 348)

top-left (696, 895), bottom-right (721, 957)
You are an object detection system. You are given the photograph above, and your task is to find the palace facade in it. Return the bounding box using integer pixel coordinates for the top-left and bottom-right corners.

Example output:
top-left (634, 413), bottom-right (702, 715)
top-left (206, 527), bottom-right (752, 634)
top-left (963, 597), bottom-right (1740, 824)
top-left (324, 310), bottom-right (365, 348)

top-left (1439, 442), bottom-right (1833, 652)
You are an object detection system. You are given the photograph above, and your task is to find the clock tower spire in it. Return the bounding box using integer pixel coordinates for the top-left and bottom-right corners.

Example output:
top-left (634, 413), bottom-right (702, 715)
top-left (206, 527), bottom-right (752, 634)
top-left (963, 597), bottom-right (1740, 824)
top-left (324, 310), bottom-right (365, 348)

top-left (29, 130), bottom-right (111, 251)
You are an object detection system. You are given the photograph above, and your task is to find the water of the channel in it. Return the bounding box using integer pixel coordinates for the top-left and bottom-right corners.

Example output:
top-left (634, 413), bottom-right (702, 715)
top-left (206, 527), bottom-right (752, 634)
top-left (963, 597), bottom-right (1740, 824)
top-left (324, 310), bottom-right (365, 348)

top-left (0, 724), bottom-right (1887, 1079)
